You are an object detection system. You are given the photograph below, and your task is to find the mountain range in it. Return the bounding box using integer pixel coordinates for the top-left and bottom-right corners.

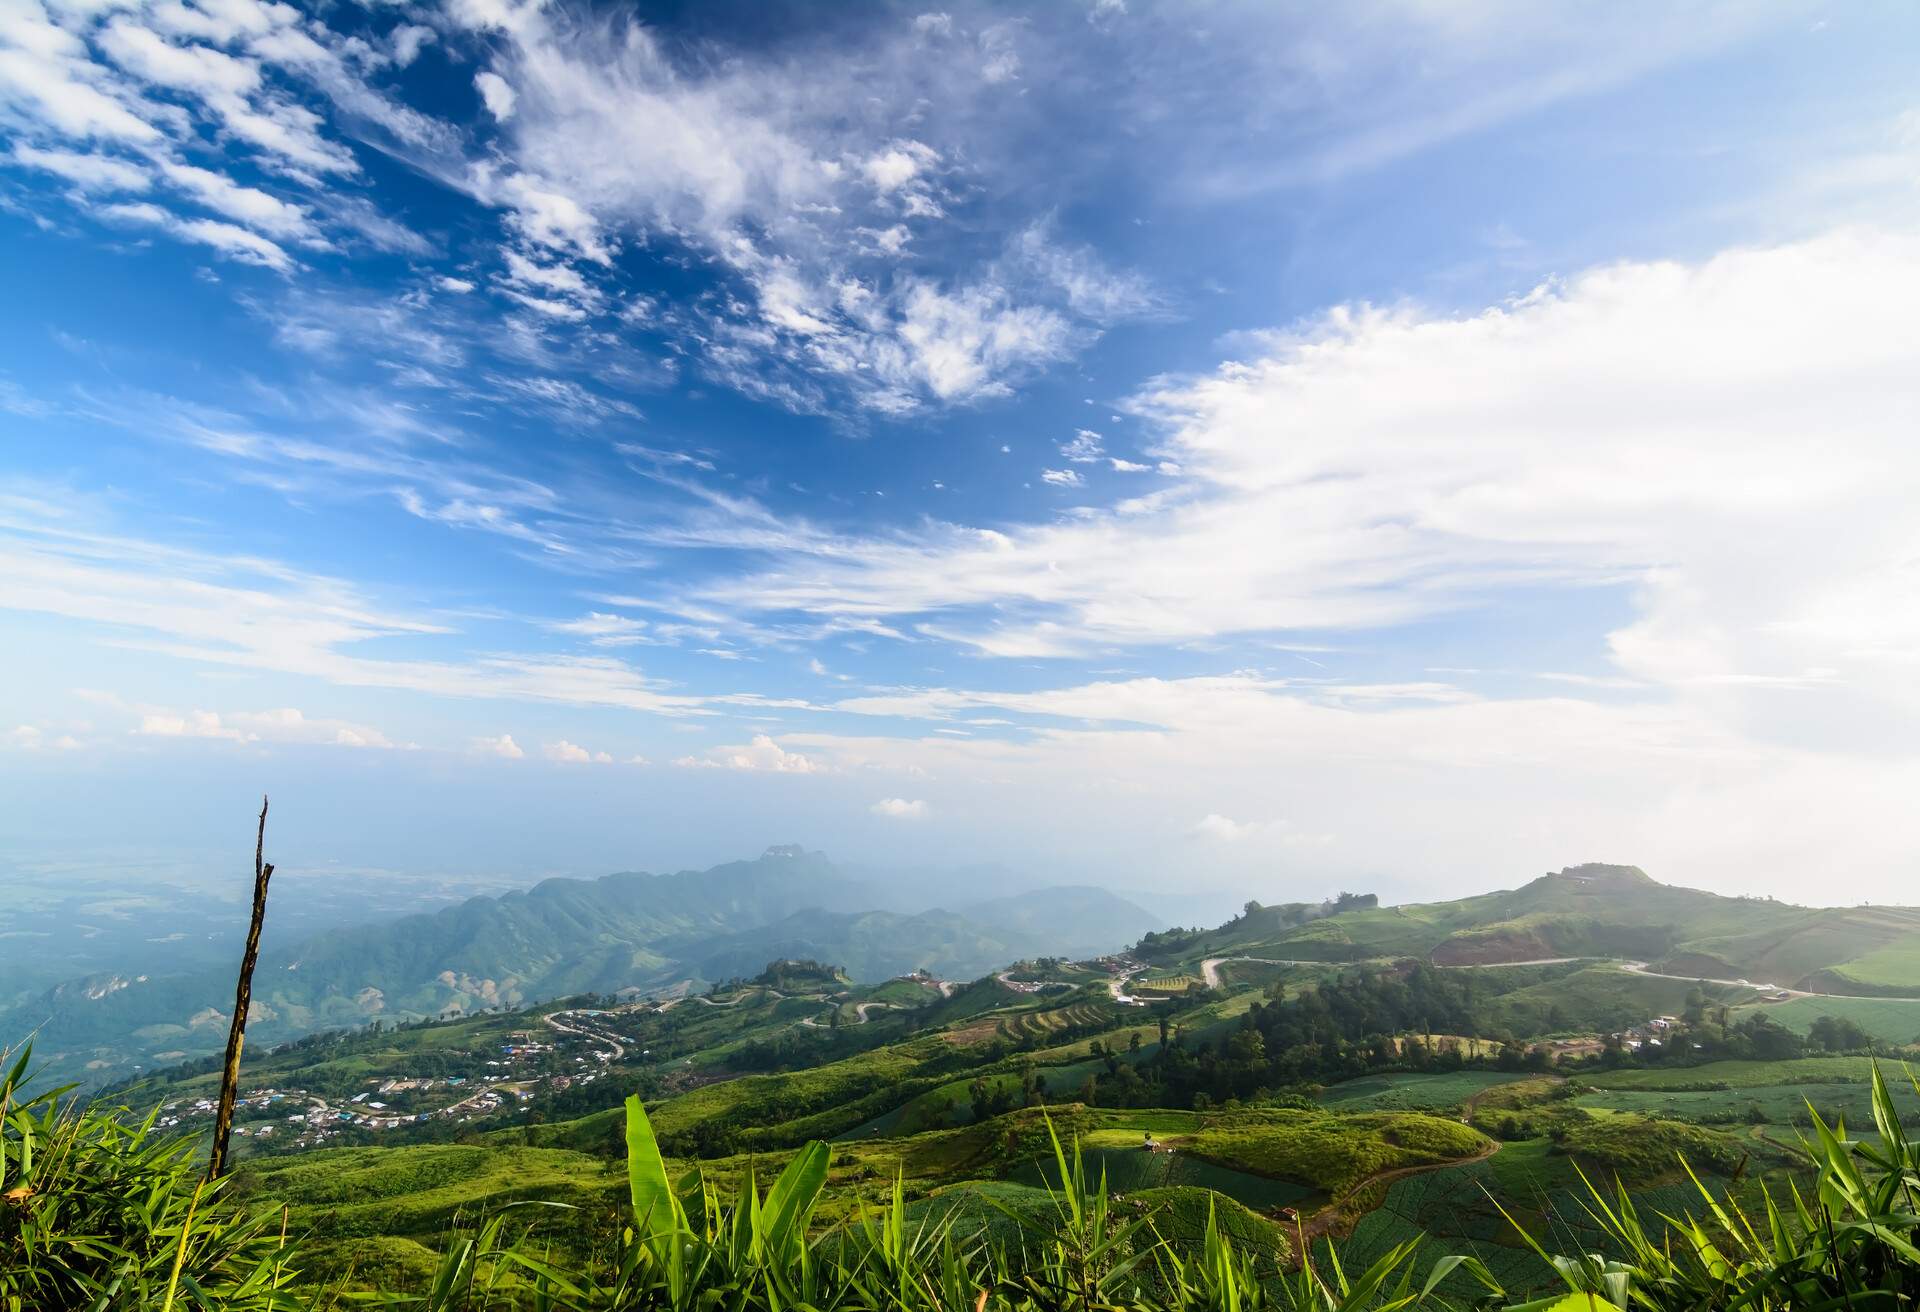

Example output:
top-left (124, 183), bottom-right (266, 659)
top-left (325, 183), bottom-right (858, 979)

top-left (1, 847), bottom-right (1158, 1084)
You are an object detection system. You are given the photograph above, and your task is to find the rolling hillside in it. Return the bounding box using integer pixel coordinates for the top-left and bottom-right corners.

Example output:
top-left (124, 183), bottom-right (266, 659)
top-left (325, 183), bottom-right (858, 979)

top-left (1140, 864), bottom-right (1920, 994)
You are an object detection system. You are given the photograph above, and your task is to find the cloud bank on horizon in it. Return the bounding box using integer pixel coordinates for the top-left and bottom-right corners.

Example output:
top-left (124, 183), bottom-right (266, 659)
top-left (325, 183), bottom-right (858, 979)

top-left (3, 0), bottom-right (1919, 903)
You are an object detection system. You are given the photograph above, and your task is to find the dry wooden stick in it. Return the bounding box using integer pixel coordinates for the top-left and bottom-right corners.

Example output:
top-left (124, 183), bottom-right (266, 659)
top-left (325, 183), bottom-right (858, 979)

top-left (207, 795), bottom-right (274, 1181)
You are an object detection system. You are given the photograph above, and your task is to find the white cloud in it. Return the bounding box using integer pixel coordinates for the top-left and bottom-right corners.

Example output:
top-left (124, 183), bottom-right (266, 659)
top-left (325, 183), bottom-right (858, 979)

top-left (706, 229), bottom-right (1920, 713)
top-left (870, 796), bottom-right (928, 819)
top-left (474, 733), bottom-right (524, 759)
top-left (390, 23), bottom-right (435, 69)
top-left (544, 738), bottom-right (611, 763)
top-left (100, 197), bottom-right (295, 270)
top-left (1193, 812), bottom-right (1254, 841)
top-left (550, 611), bottom-right (648, 646)
top-left (132, 705), bottom-right (396, 748)
top-left (10, 144), bottom-right (149, 192)
top-left (860, 139), bottom-right (937, 193)
top-left (6, 723), bottom-right (80, 751)
top-left (1060, 428), bottom-right (1103, 462)
top-left (675, 733), bottom-right (824, 773)
top-left (159, 162), bottom-right (317, 241)
top-left (474, 69), bottom-right (516, 121)
top-left (1040, 468), bottom-right (1082, 487)
top-left (1109, 457), bottom-right (1149, 472)
top-left (0, 505), bottom-right (710, 717)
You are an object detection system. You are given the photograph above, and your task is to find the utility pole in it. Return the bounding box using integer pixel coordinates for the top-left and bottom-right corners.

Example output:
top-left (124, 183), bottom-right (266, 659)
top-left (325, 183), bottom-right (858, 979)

top-left (208, 796), bottom-right (275, 1181)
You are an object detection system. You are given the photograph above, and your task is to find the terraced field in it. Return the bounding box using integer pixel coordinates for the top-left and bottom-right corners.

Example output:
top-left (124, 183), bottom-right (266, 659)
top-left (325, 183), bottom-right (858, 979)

top-left (993, 999), bottom-right (1112, 1041)
top-left (1134, 974), bottom-right (1201, 994)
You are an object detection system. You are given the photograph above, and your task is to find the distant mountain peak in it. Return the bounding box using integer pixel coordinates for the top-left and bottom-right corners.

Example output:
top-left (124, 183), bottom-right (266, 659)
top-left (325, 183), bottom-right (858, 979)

top-left (1544, 863), bottom-right (1655, 887)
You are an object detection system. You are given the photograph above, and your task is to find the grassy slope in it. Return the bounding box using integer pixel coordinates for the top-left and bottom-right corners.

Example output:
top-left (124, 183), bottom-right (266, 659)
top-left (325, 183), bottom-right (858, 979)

top-left (1319, 1071), bottom-right (1537, 1112)
top-left (1481, 966), bottom-right (1754, 1035)
top-left (1732, 995), bottom-right (1920, 1045)
top-left (1157, 867), bottom-right (1920, 993)
top-left (1186, 1109), bottom-right (1488, 1195)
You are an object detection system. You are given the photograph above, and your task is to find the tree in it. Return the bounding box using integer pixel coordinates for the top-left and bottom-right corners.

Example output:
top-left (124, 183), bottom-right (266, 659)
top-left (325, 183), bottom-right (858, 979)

top-left (1809, 1015), bottom-right (1871, 1053)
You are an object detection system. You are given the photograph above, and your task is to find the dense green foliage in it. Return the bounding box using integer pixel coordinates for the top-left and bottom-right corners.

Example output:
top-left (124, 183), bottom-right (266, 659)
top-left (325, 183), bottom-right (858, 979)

top-left (0, 1047), bottom-right (302, 1310)
top-left (20, 1067), bottom-right (1920, 1312)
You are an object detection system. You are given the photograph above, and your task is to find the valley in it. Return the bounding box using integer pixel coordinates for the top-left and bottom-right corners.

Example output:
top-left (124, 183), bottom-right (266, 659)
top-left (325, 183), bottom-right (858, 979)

top-left (47, 860), bottom-right (1914, 1301)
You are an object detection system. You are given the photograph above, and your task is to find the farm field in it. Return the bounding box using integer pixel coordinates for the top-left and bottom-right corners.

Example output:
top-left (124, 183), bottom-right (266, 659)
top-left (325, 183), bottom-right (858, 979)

top-left (1585, 1055), bottom-right (1881, 1090)
top-left (1479, 965), bottom-right (1754, 1035)
top-left (1318, 1070), bottom-right (1538, 1112)
top-left (1824, 941), bottom-right (1920, 991)
top-left (1008, 1145), bottom-right (1320, 1212)
top-left (1573, 1078), bottom-right (1920, 1128)
top-left (1733, 995), bottom-right (1920, 1045)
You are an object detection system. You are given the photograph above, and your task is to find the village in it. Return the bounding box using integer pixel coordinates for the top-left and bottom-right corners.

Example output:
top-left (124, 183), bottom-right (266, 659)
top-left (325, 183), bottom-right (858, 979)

top-left (150, 1006), bottom-right (642, 1151)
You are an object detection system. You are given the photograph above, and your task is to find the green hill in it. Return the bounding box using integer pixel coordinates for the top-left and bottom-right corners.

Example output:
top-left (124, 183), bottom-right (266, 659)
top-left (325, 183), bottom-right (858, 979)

top-left (1142, 864), bottom-right (1920, 995)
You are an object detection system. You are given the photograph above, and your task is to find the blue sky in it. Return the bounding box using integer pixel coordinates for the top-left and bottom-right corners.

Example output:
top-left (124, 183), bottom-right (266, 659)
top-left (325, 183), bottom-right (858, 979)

top-left (4, 0), bottom-right (1920, 905)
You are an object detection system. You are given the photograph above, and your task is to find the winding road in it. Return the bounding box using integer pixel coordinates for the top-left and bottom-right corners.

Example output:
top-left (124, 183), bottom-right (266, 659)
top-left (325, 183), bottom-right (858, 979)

top-left (1198, 956), bottom-right (1327, 988)
top-left (543, 1010), bottom-right (626, 1058)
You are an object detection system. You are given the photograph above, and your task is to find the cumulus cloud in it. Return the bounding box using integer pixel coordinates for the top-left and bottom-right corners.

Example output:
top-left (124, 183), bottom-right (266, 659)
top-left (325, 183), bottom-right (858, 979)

top-left (544, 738), bottom-right (612, 763)
top-left (870, 796), bottom-right (928, 819)
top-left (1039, 468), bottom-right (1082, 487)
top-left (6, 724), bottom-right (81, 751)
top-left (474, 733), bottom-right (525, 759)
top-left (675, 734), bottom-right (824, 773)
top-left (474, 69), bottom-right (516, 121)
top-left (1060, 429), bottom-right (1103, 462)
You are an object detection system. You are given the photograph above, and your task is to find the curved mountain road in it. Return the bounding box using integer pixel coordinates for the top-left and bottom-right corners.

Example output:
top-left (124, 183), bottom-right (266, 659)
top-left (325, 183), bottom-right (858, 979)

top-left (1425, 956), bottom-right (1898, 1003)
top-left (1198, 956), bottom-right (1329, 988)
top-left (543, 1010), bottom-right (626, 1058)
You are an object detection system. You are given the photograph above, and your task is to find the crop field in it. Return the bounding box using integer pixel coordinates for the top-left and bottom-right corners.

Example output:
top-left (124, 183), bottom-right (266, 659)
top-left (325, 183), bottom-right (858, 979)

top-left (1008, 1146), bottom-right (1320, 1212)
top-left (1574, 1078), bottom-right (1920, 1128)
top-left (1480, 966), bottom-right (1753, 1036)
top-left (1827, 941), bottom-right (1920, 991)
top-left (993, 1000), bottom-right (1112, 1041)
top-left (1585, 1055), bottom-right (1880, 1090)
top-left (1318, 1071), bottom-right (1536, 1112)
top-left (1134, 974), bottom-right (1200, 993)
top-left (1331, 1155), bottom-right (1544, 1296)
top-left (1733, 996), bottom-right (1920, 1045)
top-left (1186, 1109), bottom-right (1488, 1195)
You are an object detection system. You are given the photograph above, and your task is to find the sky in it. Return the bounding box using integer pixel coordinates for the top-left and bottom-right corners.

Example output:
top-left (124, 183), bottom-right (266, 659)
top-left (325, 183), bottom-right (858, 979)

top-left (3, 0), bottom-right (1920, 908)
